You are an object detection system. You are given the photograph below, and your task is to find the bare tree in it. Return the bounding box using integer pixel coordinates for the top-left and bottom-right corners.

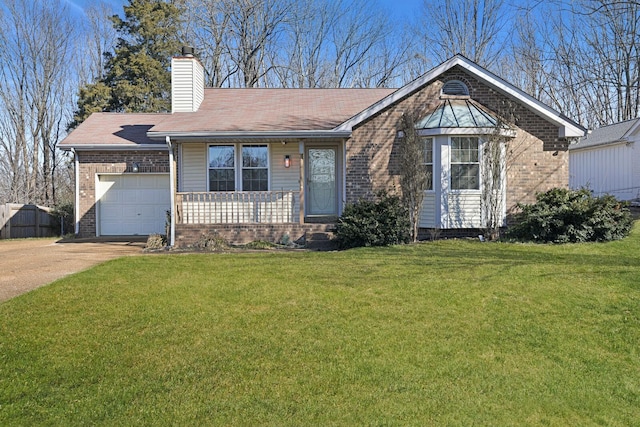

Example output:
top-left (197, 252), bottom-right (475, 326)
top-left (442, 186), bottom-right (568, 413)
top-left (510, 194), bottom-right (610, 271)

top-left (79, 2), bottom-right (118, 85)
top-left (271, 0), bottom-right (335, 88)
top-left (0, 0), bottom-right (75, 205)
top-left (419, 0), bottom-right (509, 68)
top-left (481, 101), bottom-right (516, 240)
top-left (399, 113), bottom-right (429, 242)
top-left (223, 0), bottom-right (292, 87)
top-left (268, 0), bottom-right (404, 88)
top-left (182, 0), bottom-right (234, 87)
top-left (517, 0), bottom-right (640, 128)
top-left (329, 0), bottom-right (393, 87)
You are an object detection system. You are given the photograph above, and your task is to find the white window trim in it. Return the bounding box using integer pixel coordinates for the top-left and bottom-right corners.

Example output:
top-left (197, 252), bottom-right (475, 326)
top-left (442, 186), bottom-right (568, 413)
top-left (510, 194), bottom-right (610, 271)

top-left (208, 143), bottom-right (271, 191)
top-left (449, 136), bottom-right (482, 193)
top-left (422, 137), bottom-right (435, 192)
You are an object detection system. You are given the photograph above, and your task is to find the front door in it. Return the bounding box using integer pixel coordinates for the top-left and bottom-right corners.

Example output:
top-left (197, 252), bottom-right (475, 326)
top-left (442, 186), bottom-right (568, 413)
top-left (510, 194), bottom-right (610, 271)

top-left (306, 147), bottom-right (338, 216)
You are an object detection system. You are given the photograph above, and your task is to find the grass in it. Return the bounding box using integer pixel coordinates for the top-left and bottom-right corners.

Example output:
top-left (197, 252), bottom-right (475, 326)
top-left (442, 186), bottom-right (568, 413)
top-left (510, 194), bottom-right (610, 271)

top-left (1, 226), bottom-right (640, 425)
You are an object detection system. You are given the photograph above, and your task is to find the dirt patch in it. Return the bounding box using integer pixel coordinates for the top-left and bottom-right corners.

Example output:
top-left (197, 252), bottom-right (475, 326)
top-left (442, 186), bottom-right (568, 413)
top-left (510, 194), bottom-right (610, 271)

top-left (0, 238), bottom-right (144, 303)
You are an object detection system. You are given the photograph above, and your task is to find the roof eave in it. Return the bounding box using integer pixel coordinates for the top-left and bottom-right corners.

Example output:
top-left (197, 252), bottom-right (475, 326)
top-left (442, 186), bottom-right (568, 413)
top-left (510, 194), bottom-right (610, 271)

top-left (569, 139), bottom-right (633, 151)
top-left (417, 127), bottom-right (517, 137)
top-left (59, 144), bottom-right (168, 151)
top-left (147, 130), bottom-right (352, 141)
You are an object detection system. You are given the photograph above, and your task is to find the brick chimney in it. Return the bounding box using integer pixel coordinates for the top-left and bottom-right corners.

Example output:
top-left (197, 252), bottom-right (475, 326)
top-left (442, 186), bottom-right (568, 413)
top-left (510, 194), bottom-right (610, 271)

top-left (171, 46), bottom-right (204, 113)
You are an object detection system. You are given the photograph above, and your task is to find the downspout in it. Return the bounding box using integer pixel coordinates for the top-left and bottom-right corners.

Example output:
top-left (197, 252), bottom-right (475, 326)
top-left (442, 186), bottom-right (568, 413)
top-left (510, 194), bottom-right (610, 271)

top-left (71, 148), bottom-right (80, 235)
top-left (166, 136), bottom-right (176, 247)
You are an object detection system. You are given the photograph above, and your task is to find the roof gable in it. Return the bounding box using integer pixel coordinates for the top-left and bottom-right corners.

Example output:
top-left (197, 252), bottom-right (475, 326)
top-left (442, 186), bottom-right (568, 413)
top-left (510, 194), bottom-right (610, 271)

top-left (336, 54), bottom-right (586, 139)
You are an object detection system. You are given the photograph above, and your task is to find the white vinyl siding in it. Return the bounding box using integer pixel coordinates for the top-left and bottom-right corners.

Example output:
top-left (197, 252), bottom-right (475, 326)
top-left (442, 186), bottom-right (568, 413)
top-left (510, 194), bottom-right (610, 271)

top-left (570, 142), bottom-right (640, 201)
top-left (180, 143), bottom-right (300, 194)
top-left (445, 193), bottom-right (483, 228)
top-left (171, 57), bottom-right (204, 113)
top-left (181, 143), bottom-right (207, 192)
top-left (419, 193), bottom-right (437, 227)
top-left (271, 143), bottom-right (300, 221)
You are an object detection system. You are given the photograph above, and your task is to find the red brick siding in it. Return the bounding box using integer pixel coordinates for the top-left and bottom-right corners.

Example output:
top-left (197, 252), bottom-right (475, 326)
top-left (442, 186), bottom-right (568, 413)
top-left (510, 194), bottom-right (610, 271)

top-left (175, 223), bottom-right (333, 247)
top-left (346, 65), bottom-right (569, 215)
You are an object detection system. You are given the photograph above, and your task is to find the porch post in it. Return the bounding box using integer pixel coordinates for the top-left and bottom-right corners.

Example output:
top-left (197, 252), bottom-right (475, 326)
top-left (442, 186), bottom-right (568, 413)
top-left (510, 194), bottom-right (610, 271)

top-left (298, 140), bottom-right (305, 224)
top-left (166, 136), bottom-right (176, 246)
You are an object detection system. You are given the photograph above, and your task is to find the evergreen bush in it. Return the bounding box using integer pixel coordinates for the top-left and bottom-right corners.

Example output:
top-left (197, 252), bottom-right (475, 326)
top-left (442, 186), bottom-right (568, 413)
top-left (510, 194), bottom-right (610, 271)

top-left (334, 191), bottom-right (410, 249)
top-left (507, 188), bottom-right (633, 243)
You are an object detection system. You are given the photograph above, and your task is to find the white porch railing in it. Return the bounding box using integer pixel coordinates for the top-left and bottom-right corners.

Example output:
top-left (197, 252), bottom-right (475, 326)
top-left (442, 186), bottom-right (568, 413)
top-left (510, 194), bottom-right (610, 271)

top-left (176, 191), bottom-right (296, 224)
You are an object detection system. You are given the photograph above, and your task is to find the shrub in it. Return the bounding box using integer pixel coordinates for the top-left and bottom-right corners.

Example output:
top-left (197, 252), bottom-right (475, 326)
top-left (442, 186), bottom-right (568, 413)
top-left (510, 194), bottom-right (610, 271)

top-left (507, 188), bottom-right (633, 243)
top-left (334, 191), bottom-right (410, 249)
top-left (243, 240), bottom-right (278, 249)
top-left (192, 234), bottom-right (229, 251)
top-left (51, 202), bottom-right (74, 236)
top-left (145, 234), bottom-right (167, 249)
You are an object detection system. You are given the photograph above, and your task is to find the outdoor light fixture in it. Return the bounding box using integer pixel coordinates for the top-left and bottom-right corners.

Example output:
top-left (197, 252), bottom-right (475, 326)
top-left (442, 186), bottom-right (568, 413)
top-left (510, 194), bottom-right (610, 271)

top-left (132, 162), bottom-right (140, 173)
top-left (284, 155), bottom-right (291, 168)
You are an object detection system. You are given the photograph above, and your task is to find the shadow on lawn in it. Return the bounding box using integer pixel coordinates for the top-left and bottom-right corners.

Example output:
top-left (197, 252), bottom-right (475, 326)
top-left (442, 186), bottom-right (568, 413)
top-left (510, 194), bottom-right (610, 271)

top-left (380, 239), bottom-right (640, 276)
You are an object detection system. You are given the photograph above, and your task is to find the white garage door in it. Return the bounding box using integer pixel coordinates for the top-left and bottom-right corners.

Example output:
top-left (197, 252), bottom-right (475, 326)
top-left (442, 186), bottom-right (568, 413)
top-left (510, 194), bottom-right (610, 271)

top-left (97, 174), bottom-right (170, 236)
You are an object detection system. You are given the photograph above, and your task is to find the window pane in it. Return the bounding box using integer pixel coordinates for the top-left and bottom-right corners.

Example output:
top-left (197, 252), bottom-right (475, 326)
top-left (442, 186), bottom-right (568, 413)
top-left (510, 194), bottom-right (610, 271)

top-left (209, 169), bottom-right (235, 191)
top-left (426, 164), bottom-right (433, 191)
top-left (242, 168), bottom-right (268, 191)
top-left (451, 164), bottom-right (479, 190)
top-left (422, 138), bottom-right (433, 164)
top-left (242, 145), bottom-right (268, 168)
top-left (209, 146), bottom-right (234, 168)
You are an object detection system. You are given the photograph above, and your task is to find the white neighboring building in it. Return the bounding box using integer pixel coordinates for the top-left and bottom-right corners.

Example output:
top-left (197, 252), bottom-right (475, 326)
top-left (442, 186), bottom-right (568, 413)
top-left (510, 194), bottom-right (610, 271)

top-left (569, 118), bottom-right (640, 202)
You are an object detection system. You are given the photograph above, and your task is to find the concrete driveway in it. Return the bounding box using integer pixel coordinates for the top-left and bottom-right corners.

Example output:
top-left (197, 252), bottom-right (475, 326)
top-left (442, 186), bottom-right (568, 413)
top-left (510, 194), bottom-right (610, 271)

top-left (0, 238), bottom-right (145, 303)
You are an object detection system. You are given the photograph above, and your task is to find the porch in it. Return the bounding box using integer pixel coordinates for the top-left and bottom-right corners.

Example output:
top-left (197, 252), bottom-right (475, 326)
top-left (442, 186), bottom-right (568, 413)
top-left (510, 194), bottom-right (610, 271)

top-left (176, 191), bottom-right (298, 224)
top-left (168, 140), bottom-right (344, 246)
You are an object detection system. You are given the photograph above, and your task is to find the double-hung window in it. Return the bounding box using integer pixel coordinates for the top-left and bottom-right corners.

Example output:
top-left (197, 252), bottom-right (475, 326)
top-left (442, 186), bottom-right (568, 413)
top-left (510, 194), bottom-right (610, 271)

top-left (208, 144), bottom-right (269, 191)
top-left (242, 145), bottom-right (268, 191)
top-left (451, 136), bottom-right (479, 190)
top-left (208, 145), bottom-right (236, 191)
top-left (422, 137), bottom-right (434, 191)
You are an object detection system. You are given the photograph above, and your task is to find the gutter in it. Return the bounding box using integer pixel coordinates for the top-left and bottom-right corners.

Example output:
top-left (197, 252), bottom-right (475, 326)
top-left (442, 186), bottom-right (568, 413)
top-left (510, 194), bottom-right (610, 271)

top-left (59, 144), bottom-right (169, 151)
top-left (568, 139), bottom-right (633, 152)
top-left (147, 130), bottom-right (352, 142)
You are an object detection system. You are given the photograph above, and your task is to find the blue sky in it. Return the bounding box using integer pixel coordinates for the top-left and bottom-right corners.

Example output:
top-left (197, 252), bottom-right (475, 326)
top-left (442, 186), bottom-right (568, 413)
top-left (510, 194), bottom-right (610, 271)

top-left (62, 0), bottom-right (123, 14)
top-left (64, 0), bottom-right (424, 20)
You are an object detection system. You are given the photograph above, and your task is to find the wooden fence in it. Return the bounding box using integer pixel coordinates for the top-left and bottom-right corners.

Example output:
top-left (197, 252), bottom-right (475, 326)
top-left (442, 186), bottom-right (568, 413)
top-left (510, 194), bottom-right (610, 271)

top-left (0, 204), bottom-right (57, 239)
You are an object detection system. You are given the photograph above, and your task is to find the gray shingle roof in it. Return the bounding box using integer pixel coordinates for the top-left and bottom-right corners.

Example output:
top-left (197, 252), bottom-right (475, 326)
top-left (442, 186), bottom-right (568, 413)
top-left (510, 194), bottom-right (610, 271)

top-left (570, 118), bottom-right (639, 150)
top-left (150, 88), bottom-right (396, 134)
top-left (60, 113), bottom-right (170, 148)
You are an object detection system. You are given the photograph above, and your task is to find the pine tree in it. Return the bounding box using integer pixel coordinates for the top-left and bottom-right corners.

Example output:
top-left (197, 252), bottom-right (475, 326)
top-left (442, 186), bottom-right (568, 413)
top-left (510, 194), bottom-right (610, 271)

top-left (69, 0), bottom-right (182, 129)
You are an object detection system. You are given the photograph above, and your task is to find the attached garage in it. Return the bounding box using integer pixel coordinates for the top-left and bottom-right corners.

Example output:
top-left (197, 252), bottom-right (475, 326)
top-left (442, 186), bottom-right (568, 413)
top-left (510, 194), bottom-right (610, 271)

top-left (96, 174), bottom-right (170, 236)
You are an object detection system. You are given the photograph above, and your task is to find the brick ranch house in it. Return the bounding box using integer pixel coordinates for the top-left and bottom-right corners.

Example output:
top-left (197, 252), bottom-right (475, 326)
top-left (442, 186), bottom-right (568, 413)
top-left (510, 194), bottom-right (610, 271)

top-left (59, 52), bottom-right (586, 247)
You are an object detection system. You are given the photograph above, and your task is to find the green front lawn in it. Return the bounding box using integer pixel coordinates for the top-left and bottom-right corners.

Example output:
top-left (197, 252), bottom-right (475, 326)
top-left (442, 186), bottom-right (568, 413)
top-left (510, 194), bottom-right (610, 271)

top-left (1, 226), bottom-right (640, 425)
